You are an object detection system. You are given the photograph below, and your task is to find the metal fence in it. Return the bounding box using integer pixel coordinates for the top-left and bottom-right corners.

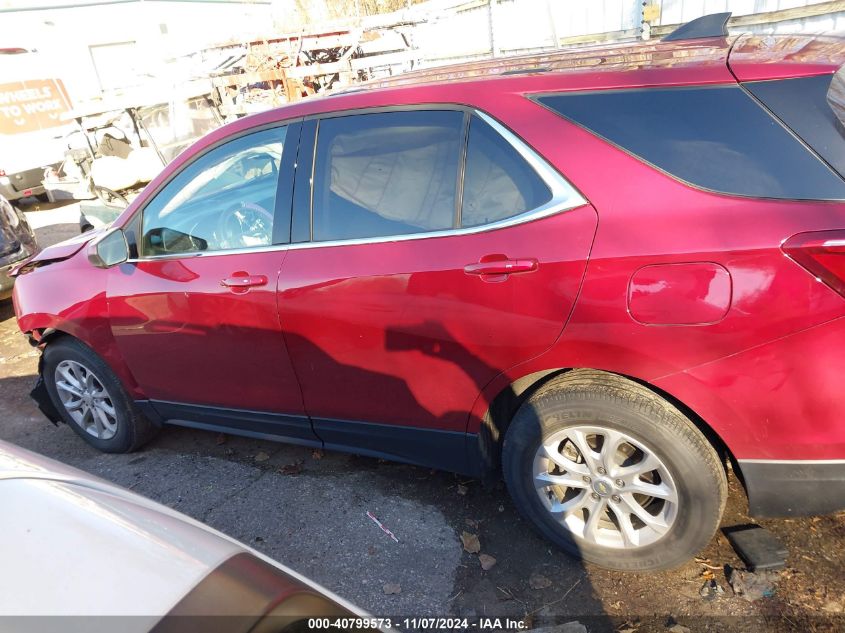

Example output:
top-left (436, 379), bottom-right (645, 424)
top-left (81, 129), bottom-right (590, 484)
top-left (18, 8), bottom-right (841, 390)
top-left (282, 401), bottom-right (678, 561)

top-left (397, 0), bottom-right (845, 66)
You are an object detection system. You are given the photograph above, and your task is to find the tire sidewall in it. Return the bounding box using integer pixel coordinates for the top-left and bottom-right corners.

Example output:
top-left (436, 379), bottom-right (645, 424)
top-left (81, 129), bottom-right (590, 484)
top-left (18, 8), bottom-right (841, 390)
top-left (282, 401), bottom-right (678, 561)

top-left (503, 387), bottom-right (724, 571)
top-left (43, 339), bottom-right (135, 453)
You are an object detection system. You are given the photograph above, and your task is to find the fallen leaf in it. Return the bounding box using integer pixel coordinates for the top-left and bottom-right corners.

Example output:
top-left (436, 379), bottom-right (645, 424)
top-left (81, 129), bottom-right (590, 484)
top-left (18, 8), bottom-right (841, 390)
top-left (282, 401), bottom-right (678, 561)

top-left (479, 554), bottom-right (497, 570)
top-left (312, 449), bottom-right (324, 460)
top-left (383, 583), bottom-right (401, 595)
top-left (254, 451), bottom-right (270, 462)
top-left (215, 433), bottom-right (227, 445)
top-left (822, 600), bottom-right (843, 613)
top-left (457, 484), bottom-right (468, 496)
top-left (528, 572), bottom-right (552, 590)
top-left (460, 531), bottom-right (481, 554)
top-left (278, 461), bottom-right (304, 475)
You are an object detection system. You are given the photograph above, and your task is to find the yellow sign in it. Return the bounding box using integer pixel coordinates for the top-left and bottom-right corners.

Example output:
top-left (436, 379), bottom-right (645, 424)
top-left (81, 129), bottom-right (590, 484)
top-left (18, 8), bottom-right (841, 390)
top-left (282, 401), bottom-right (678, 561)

top-left (0, 78), bottom-right (72, 135)
top-left (643, 4), bottom-right (661, 23)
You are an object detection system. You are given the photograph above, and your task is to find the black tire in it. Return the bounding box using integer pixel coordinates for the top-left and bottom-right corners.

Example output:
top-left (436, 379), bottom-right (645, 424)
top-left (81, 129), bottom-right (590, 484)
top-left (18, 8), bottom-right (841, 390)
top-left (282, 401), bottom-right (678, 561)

top-left (42, 337), bottom-right (158, 453)
top-left (502, 369), bottom-right (727, 571)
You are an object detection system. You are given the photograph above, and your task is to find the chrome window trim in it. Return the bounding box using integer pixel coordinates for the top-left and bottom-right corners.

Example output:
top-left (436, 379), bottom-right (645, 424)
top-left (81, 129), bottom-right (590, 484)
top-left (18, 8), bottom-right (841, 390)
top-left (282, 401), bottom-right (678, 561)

top-left (128, 109), bottom-right (587, 262)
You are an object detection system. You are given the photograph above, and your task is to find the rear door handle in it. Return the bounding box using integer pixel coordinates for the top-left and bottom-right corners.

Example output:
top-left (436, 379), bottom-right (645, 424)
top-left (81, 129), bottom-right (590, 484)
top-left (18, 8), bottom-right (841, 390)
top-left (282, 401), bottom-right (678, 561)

top-left (464, 258), bottom-right (538, 276)
top-left (221, 274), bottom-right (268, 288)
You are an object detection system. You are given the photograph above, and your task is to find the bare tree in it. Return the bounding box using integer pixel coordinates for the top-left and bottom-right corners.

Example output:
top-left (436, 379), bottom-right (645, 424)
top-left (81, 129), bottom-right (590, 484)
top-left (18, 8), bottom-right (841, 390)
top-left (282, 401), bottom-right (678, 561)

top-left (279, 0), bottom-right (422, 28)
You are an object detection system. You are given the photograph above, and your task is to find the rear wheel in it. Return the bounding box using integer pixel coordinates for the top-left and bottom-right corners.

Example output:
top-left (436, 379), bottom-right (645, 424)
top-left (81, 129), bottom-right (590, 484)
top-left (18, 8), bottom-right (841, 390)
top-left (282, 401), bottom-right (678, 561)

top-left (42, 337), bottom-right (157, 453)
top-left (502, 370), bottom-right (727, 571)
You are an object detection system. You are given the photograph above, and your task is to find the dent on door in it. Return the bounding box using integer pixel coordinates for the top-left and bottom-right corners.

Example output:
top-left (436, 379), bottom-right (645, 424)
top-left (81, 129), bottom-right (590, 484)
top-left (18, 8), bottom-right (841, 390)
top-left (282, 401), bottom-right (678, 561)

top-left (106, 252), bottom-right (305, 418)
top-left (277, 204), bottom-right (599, 455)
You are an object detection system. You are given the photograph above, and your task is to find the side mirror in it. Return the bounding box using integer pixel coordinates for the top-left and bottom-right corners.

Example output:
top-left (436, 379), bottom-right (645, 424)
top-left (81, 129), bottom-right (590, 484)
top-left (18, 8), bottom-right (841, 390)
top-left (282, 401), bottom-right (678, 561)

top-left (87, 228), bottom-right (129, 268)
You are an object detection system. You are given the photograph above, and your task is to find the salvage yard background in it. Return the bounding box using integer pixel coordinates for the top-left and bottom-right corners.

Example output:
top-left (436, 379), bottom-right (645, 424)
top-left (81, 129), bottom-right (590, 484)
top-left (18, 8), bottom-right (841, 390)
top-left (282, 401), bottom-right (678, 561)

top-left (3, 1), bottom-right (845, 120)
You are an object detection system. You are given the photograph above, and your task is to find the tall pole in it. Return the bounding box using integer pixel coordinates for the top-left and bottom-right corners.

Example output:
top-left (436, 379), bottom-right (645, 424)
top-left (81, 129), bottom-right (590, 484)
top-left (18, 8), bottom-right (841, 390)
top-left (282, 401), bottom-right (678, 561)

top-left (488, 0), bottom-right (500, 58)
top-left (546, 0), bottom-right (559, 49)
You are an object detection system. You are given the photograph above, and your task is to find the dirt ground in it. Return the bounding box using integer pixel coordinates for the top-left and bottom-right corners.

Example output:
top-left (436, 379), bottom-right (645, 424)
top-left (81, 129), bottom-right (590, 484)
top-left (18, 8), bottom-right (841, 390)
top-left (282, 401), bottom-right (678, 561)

top-left (0, 204), bottom-right (843, 632)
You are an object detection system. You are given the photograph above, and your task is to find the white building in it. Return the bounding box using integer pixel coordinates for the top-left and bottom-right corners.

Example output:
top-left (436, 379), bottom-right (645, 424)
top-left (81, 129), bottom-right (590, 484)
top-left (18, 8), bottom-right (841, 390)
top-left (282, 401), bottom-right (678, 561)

top-left (1, 0), bottom-right (843, 106)
top-left (0, 0), bottom-right (276, 104)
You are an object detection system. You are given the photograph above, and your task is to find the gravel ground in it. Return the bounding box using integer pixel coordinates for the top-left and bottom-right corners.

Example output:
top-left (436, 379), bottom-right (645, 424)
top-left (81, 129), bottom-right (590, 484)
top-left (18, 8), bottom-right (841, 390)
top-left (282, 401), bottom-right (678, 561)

top-left (1, 203), bottom-right (842, 632)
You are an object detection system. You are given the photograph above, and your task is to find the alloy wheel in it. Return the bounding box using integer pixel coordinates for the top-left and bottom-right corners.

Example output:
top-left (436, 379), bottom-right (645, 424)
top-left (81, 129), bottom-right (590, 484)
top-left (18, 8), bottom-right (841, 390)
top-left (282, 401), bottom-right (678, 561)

top-left (533, 425), bottom-right (679, 549)
top-left (54, 360), bottom-right (118, 440)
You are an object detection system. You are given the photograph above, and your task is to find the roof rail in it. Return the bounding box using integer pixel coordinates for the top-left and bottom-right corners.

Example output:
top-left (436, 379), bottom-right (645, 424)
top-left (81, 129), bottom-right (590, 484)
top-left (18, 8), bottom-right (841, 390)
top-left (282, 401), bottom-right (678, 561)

top-left (663, 12), bottom-right (731, 42)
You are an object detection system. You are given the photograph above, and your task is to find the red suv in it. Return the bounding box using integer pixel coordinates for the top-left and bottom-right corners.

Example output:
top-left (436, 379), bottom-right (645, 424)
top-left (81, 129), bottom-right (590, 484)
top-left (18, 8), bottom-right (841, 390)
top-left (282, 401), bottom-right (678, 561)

top-left (11, 15), bottom-right (845, 571)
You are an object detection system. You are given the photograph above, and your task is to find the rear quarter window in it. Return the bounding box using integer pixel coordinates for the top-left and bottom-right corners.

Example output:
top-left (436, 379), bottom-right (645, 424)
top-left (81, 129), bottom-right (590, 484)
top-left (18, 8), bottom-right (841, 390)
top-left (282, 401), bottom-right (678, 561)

top-left (536, 85), bottom-right (845, 201)
top-left (461, 115), bottom-right (552, 227)
top-left (743, 72), bottom-right (845, 179)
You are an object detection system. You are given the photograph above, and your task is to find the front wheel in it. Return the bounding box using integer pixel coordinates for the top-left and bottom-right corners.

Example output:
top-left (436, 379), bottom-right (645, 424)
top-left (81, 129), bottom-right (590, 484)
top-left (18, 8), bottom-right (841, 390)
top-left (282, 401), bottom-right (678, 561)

top-left (42, 337), bottom-right (157, 453)
top-left (502, 370), bottom-right (727, 571)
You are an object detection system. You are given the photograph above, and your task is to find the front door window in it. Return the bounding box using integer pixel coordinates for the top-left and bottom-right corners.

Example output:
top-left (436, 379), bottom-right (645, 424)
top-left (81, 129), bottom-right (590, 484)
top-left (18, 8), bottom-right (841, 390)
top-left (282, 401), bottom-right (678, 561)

top-left (141, 127), bottom-right (286, 256)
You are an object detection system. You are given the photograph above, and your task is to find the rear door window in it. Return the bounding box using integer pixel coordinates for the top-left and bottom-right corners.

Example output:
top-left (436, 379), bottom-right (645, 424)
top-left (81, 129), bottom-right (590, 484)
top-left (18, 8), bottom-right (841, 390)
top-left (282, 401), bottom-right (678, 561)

top-left (536, 85), bottom-right (845, 200)
top-left (311, 110), bottom-right (463, 242)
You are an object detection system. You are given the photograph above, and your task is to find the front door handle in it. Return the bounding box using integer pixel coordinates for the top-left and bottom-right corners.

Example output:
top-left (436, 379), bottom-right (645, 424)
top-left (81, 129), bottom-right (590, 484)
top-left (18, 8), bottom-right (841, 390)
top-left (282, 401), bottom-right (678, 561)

top-left (464, 258), bottom-right (538, 276)
top-left (221, 274), bottom-right (268, 289)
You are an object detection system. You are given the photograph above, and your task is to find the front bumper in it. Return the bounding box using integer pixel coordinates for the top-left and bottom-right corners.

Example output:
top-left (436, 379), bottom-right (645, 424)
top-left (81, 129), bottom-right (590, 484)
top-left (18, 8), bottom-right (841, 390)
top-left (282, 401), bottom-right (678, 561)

top-left (740, 460), bottom-right (845, 517)
top-left (30, 374), bottom-right (62, 425)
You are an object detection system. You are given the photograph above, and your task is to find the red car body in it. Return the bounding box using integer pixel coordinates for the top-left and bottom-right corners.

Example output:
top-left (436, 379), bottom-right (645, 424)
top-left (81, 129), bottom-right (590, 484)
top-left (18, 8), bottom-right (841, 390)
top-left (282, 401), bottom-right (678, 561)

top-left (12, 32), bottom-right (845, 518)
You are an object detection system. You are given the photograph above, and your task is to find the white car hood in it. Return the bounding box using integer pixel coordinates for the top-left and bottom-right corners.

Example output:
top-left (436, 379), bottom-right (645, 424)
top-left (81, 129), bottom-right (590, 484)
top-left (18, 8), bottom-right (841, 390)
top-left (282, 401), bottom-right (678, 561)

top-left (0, 478), bottom-right (241, 621)
top-left (0, 440), bottom-right (364, 625)
top-left (0, 442), bottom-right (241, 621)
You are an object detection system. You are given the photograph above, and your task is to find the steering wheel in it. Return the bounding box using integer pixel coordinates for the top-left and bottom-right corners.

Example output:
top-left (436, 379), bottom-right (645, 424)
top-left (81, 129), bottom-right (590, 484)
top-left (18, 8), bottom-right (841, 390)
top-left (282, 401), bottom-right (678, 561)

top-left (216, 201), bottom-right (274, 249)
